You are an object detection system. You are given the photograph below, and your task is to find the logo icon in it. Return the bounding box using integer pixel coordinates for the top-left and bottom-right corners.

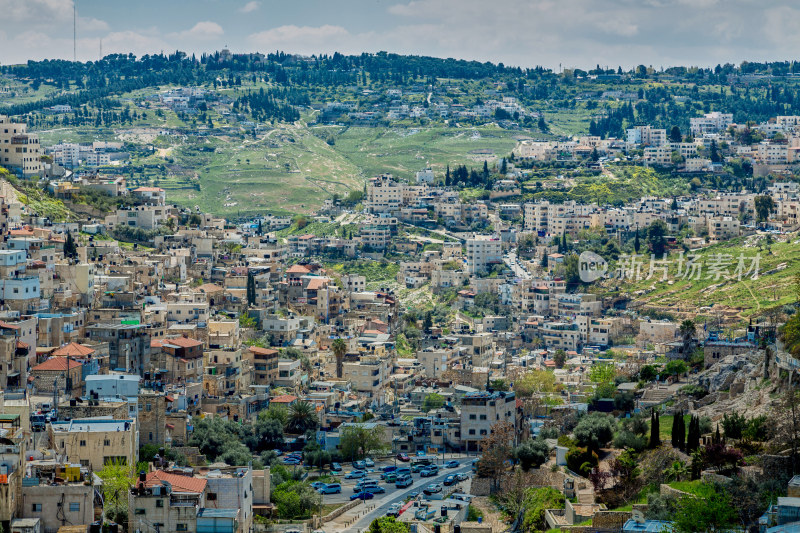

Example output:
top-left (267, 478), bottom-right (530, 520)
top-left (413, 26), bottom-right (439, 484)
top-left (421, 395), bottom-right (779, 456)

top-left (579, 251), bottom-right (608, 282)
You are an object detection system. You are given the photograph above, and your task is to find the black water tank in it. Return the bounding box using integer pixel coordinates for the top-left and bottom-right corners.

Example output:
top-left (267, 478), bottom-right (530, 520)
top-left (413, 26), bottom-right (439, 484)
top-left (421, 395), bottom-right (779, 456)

top-left (89, 522), bottom-right (101, 533)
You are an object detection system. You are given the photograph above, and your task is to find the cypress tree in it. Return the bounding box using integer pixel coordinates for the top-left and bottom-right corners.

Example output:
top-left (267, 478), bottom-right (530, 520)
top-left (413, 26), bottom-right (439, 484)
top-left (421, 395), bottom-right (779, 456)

top-left (634, 229), bottom-right (641, 253)
top-left (671, 414), bottom-right (680, 449)
top-left (562, 233), bottom-right (568, 253)
top-left (649, 410), bottom-right (661, 449)
top-left (64, 231), bottom-right (77, 259)
top-left (676, 413), bottom-right (686, 451)
top-left (246, 271), bottom-right (256, 306)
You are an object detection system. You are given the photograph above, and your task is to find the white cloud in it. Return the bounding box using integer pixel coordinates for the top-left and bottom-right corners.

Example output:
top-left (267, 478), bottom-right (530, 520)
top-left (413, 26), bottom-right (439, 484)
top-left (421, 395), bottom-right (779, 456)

top-left (239, 1), bottom-right (260, 13)
top-left (248, 25), bottom-right (359, 54)
top-left (171, 21), bottom-right (224, 41)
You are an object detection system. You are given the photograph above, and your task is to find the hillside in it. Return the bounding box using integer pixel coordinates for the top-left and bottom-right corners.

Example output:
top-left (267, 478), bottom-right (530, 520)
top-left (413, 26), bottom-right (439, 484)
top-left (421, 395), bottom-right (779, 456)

top-left (598, 232), bottom-right (800, 323)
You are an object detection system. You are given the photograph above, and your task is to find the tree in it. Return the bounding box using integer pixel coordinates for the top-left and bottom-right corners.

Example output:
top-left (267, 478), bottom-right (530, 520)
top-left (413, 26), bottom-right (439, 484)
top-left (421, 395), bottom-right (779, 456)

top-left (254, 412), bottom-right (284, 449)
top-left (673, 487), bottom-right (738, 533)
top-left (287, 400), bottom-right (319, 434)
top-left (633, 228), bottom-right (641, 253)
top-left (422, 393), bottom-right (445, 412)
top-left (332, 338), bottom-right (347, 378)
top-left (663, 460), bottom-right (688, 482)
top-left (541, 252), bottom-right (549, 268)
top-left (490, 379), bottom-right (509, 391)
top-left (639, 364), bottom-right (660, 382)
top-left (368, 516), bottom-right (410, 533)
top-left (574, 413), bottom-right (616, 454)
top-left (522, 487), bottom-right (563, 532)
top-left (246, 271), bottom-right (256, 306)
top-left (664, 359), bottom-right (688, 378)
top-left (686, 416), bottom-right (700, 454)
top-left (515, 438), bottom-right (550, 471)
top-left (679, 319), bottom-right (696, 360)
top-left (647, 220), bottom-right (668, 257)
top-left (553, 349), bottom-right (567, 369)
top-left (98, 460), bottom-right (135, 525)
top-left (477, 421), bottom-right (515, 492)
top-left (721, 411), bottom-right (747, 440)
top-left (771, 388), bottom-right (800, 474)
top-left (754, 195), bottom-right (776, 223)
top-left (514, 370), bottom-right (555, 397)
top-left (649, 410), bottom-right (661, 449)
top-left (669, 126), bottom-right (682, 143)
top-left (64, 231), bottom-right (78, 259)
top-left (671, 197), bottom-right (679, 211)
top-left (339, 424), bottom-right (388, 461)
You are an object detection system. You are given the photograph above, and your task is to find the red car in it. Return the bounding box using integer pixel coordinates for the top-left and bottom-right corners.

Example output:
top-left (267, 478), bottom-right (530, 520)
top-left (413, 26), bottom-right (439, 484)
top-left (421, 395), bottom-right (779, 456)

top-left (396, 453), bottom-right (410, 462)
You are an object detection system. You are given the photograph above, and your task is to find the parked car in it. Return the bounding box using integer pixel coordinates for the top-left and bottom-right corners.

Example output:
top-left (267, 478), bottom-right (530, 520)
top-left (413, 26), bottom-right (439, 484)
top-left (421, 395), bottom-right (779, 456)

top-left (282, 457), bottom-right (301, 465)
top-left (443, 475), bottom-right (457, 486)
top-left (354, 480), bottom-right (379, 491)
top-left (396, 453), bottom-right (410, 462)
top-left (364, 458), bottom-right (375, 467)
top-left (445, 460), bottom-right (460, 468)
top-left (311, 482), bottom-right (327, 490)
top-left (423, 483), bottom-right (443, 494)
top-left (456, 473), bottom-right (469, 481)
top-left (382, 466), bottom-right (397, 473)
top-left (382, 473), bottom-right (397, 483)
top-left (420, 468), bottom-right (437, 478)
top-left (411, 463), bottom-right (427, 473)
top-left (365, 485), bottom-right (386, 494)
top-left (350, 491), bottom-right (375, 501)
top-left (331, 462), bottom-right (342, 472)
top-left (345, 470), bottom-right (366, 479)
top-left (395, 474), bottom-right (413, 488)
top-left (318, 483), bottom-right (341, 494)
top-left (353, 460), bottom-right (366, 470)
top-left (408, 490), bottom-right (420, 499)
top-left (395, 468), bottom-right (412, 477)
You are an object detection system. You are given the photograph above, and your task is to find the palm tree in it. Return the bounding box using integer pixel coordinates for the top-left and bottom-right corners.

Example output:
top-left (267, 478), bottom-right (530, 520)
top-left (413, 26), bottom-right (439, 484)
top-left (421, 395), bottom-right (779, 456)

top-left (679, 319), bottom-right (696, 359)
top-left (332, 338), bottom-right (347, 378)
top-left (663, 460), bottom-right (688, 482)
top-left (288, 401), bottom-right (318, 434)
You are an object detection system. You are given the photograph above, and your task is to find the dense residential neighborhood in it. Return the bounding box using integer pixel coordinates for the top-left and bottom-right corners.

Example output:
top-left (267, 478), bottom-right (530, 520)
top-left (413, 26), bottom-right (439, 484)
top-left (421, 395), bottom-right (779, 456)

top-left (5, 36), bottom-right (800, 533)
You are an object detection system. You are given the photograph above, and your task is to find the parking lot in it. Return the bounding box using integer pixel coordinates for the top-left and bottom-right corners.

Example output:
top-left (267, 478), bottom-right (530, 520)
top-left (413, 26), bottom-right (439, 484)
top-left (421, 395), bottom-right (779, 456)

top-left (316, 455), bottom-right (473, 505)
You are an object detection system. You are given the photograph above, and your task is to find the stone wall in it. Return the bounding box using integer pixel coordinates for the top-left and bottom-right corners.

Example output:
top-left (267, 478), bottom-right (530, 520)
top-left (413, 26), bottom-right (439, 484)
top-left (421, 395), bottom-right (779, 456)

top-left (592, 511), bottom-right (631, 530)
top-left (322, 498), bottom-right (362, 523)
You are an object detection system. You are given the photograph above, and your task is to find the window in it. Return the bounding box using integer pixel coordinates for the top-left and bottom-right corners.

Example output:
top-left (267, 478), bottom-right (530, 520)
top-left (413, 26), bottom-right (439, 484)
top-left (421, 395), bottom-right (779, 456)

top-left (155, 499), bottom-right (164, 508)
top-left (176, 525), bottom-right (188, 532)
top-left (69, 503), bottom-right (80, 512)
top-left (207, 492), bottom-right (217, 501)
top-left (79, 440), bottom-right (86, 446)
top-left (468, 429), bottom-right (475, 435)
top-left (80, 460), bottom-right (89, 467)
top-left (32, 504), bottom-right (42, 512)
top-left (135, 509), bottom-right (145, 515)
top-left (469, 414), bottom-right (476, 420)
top-left (479, 415), bottom-right (487, 421)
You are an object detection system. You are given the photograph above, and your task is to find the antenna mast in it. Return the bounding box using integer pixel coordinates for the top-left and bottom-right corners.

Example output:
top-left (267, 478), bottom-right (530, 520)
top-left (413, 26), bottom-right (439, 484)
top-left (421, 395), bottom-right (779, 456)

top-left (73, 0), bottom-right (77, 61)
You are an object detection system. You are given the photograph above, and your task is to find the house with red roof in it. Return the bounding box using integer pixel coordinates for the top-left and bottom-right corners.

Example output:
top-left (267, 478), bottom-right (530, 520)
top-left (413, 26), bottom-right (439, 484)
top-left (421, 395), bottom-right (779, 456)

top-left (129, 470), bottom-right (207, 533)
top-left (31, 357), bottom-right (83, 393)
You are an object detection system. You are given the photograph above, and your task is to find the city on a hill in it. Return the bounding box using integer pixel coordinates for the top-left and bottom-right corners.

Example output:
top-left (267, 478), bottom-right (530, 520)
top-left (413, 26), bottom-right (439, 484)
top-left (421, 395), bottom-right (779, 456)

top-left (3, 48), bottom-right (800, 533)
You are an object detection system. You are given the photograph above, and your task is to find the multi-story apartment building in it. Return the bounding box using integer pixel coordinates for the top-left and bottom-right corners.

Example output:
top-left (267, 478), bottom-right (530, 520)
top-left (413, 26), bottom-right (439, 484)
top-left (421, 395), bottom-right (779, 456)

top-left (626, 125), bottom-right (667, 148)
top-left (690, 112), bottom-right (733, 136)
top-left (129, 471), bottom-right (207, 533)
top-left (0, 115), bottom-right (42, 176)
top-left (247, 346), bottom-right (279, 386)
top-left (342, 356), bottom-right (388, 407)
top-left (366, 174), bottom-right (404, 214)
top-left (465, 235), bottom-right (502, 274)
top-left (460, 390), bottom-right (517, 452)
top-left (49, 418), bottom-right (138, 470)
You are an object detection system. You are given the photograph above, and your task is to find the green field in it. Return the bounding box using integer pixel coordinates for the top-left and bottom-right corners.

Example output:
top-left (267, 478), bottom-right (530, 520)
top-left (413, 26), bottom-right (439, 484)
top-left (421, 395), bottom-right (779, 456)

top-left (121, 123), bottom-right (523, 218)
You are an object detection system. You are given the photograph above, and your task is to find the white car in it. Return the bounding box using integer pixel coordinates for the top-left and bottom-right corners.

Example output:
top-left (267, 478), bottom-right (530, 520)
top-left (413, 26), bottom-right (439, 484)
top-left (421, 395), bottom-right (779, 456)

top-left (364, 457), bottom-right (375, 467)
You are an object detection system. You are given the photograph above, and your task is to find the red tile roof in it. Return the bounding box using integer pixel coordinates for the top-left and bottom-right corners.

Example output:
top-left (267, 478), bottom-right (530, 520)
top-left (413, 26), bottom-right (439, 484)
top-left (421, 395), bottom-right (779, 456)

top-left (145, 471), bottom-right (207, 494)
top-left (151, 339), bottom-right (163, 348)
top-left (162, 336), bottom-right (202, 348)
top-left (52, 342), bottom-right (95, 357)
top-left (33, 357), bottom-right (82, 372)
top-left (286, 264), bottom-right (311, 274)
top-left (248, 346), bottom-right (278, 356)
top-left (270, 394), bottom-right (298, 404)
top-left (0, 321), bottom-right (20, 330)
top-left (305, 277), bottom-right (327, 290)
top-left (133, 187), bottom-right (165, 192)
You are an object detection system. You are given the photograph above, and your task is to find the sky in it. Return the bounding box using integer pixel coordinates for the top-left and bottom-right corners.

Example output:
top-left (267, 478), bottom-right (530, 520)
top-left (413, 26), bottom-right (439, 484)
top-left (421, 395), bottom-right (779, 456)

top-left (2, 0), bottom-right (800, 70)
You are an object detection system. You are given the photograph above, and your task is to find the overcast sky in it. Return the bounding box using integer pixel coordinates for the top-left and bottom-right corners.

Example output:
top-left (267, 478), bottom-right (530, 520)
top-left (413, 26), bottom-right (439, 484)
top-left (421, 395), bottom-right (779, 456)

top-left (2, 0), bottom-right (800, 70)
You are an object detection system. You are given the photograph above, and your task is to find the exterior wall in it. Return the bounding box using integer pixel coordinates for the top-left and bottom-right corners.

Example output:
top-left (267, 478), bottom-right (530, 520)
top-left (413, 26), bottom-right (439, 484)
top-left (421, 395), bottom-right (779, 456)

top-left (49, 419), bottom-right (138, 470)
top-left (21, 484), bottom-right (93, 533)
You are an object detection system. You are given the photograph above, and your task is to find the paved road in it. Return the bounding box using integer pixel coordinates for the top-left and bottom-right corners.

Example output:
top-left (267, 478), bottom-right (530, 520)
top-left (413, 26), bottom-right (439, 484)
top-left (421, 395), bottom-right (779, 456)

top-left (324, 463), bottom-right (474, 533)
top-left (505, 250), bottom-right (531, 279)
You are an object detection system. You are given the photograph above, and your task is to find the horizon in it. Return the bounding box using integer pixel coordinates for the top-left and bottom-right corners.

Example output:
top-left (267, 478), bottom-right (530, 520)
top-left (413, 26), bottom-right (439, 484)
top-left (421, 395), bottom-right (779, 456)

top-left (3, 0), bottom-right (800, 71)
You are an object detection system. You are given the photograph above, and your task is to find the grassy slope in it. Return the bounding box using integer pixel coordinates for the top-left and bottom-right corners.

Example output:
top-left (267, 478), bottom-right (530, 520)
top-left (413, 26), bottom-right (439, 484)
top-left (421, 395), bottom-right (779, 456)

top-left (600, 233), bottom-right (800, 321)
